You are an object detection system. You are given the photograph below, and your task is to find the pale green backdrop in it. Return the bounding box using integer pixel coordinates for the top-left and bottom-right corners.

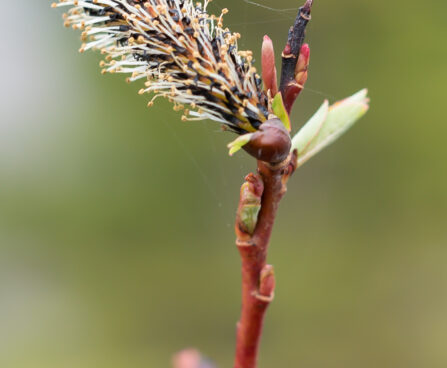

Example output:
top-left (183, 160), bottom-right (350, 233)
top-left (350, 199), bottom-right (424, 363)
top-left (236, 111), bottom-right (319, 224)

top-left (1, 1), bottom-right (446, 367)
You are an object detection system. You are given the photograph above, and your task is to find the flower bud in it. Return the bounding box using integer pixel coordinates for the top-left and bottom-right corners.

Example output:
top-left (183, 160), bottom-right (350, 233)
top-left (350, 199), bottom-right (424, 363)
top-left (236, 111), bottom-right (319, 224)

top-left (261, 35), bottom-right (278, 96)
top-left (281, 43), bottom-right (311, 113)
top-left (295, 43), bottom-right (310, 89)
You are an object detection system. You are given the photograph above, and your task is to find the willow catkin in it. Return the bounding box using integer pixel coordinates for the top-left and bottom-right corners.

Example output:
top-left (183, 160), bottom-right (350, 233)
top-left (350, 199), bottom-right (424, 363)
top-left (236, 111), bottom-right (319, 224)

top-left (52, 0), bottom-right (270, 134)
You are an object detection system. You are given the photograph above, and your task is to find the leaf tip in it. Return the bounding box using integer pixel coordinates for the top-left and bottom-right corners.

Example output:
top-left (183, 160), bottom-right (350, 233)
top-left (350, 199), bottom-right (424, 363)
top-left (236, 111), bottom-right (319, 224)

top-left (272, 92), bottom-right (292, 132)
top-left (227, 133), bottom-right (254, 157)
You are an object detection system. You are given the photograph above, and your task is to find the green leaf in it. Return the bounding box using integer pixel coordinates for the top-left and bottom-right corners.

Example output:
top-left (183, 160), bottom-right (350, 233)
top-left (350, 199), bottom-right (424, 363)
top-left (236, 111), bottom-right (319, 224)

top-left (272, 93), bottom-right (291, 132)
top-left (291, 100), bottom-right (329, 156)
top-left (291, 89), bottom-right (369, 167)
top-left (227, 133), bottom-right (254, 156)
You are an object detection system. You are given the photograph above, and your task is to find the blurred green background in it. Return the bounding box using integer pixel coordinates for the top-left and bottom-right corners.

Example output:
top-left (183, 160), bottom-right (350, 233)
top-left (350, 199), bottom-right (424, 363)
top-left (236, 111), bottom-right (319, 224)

top-left (1, 1), bottom-right (446, 367)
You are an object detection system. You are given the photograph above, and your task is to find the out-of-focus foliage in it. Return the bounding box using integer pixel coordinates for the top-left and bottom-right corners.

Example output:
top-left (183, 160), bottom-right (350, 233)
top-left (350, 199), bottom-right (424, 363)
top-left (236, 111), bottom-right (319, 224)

top-left (0, 1), bottom-right (446, 368)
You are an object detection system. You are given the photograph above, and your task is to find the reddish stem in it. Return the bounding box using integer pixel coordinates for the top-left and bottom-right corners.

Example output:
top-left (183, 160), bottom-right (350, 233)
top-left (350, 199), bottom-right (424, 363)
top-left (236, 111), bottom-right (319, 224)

top-left (234, 156), bottom-right (296, 368)
top-left (232, 2), bottom-right (312, 366)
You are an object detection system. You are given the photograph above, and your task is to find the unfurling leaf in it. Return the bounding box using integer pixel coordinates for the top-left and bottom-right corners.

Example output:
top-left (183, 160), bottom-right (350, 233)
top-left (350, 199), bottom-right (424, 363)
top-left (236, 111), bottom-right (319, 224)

top-left (227, 133), bottom-right (255, 156)
top-left (291, 100), bottom-right (329, 157)
top-left (236, 174), bottom-right (263, 238)
top-left (239, 203), bottom-right (262, 235)
top-left (272, 93), bottom-right (292, 132)
top-left (291, 89), bottom-right (370, 167)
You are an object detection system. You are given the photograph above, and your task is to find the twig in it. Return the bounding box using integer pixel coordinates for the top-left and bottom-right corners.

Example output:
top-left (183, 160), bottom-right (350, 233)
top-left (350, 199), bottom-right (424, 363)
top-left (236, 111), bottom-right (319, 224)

top-left (279, 0), bottom-right (313, 114)
top-left (232, 3), bottom-right (312, 367)
top-left (234, 153), bottom-right (297, 368)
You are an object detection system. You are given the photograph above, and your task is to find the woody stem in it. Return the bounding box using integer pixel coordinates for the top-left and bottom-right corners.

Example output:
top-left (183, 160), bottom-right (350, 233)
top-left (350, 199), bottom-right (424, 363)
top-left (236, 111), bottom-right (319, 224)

top-left (234, 155), bottom-right (297, 368)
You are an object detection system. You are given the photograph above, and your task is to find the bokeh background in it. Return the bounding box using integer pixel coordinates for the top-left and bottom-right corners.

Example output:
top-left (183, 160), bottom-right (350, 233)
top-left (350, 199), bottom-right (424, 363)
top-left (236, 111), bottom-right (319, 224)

top-left (1, 1), bottom-right (446, 367)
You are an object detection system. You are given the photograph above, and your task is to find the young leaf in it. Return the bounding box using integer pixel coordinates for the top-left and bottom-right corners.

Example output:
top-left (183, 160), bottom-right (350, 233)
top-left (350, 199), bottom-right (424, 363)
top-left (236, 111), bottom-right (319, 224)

top-left (272, 93), bottom-right (292, 132)
top-left (291, 100), bottom-right (329, 156)
top-left (227, 133), bottom-right (255, 156)
top-left (291, 89), bottom-right (369, 167)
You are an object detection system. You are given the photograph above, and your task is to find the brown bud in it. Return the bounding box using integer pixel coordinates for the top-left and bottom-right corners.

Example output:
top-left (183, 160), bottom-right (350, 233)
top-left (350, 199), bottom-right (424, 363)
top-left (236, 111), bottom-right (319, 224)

top-left (243, 118), bottom-right (291, 164)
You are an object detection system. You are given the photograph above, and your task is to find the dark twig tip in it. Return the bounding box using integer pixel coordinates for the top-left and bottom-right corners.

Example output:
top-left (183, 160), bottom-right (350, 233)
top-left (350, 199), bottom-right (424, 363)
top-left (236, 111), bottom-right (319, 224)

top-left (303, 0), bottom-right (313, 13)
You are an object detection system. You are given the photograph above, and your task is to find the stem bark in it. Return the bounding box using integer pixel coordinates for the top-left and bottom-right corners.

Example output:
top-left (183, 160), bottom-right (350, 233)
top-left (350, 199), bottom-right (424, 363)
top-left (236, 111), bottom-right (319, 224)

top-left (234, 155), bottom-right (297, 368)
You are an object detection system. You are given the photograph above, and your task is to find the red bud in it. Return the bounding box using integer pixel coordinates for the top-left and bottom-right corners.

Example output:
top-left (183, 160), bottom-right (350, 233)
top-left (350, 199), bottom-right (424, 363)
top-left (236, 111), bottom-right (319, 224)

top-left (295, 43), bottom-right (310, 76)
top-left (281, 43), bottom-right (311, 113)
top-left (295, 43), bottom-right (310, 91)
top-left (261, 35), bottom-right (278, 96)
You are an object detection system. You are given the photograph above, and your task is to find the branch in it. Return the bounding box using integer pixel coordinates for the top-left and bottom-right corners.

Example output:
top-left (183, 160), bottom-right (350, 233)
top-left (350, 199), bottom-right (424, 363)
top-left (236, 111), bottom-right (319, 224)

top-left (233, 153), bottom-right (297, 368)
top-left (279, 0), bottom-right (313, 114)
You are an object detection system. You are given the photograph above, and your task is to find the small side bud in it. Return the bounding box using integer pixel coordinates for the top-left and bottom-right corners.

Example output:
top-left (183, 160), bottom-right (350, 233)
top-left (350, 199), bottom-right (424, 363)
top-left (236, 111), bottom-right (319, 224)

top-left (242, 118), bottom-right (291, 164)
top-left (280, 43), bottom-right (311, 114)
top-left (261, 35), bottom-right (278, 96)
top-left (236, 173), bottom-right (264, 240)
top-left (259, 265), bottom-right (275, 300)
top-left (294, 43), bottom-right (310, 90)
